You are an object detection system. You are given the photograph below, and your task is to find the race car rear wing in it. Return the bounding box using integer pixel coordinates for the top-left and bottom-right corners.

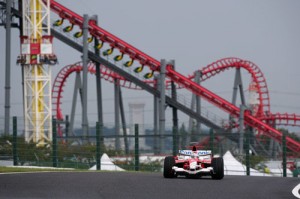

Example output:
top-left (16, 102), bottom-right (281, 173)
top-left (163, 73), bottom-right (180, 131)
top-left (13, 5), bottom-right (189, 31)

top-left (179, 150), bottom-right (212, 156)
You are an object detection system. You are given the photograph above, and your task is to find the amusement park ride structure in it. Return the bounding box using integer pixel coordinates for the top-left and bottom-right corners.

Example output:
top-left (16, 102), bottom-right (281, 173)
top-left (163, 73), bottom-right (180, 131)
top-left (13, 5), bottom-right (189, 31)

top-left (1, 1), bottom-right (300, 153)
top-left (48, 0), bottom-right (300, 153)
top-left (17, 0), bottom-right (57, 145)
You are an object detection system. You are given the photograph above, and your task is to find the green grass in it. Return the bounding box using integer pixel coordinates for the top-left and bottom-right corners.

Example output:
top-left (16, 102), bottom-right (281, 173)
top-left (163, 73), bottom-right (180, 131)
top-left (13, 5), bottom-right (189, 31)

top-left (0, 166), bottom-right (158, 174)
top-left (0, 166), bottom-right (131, 173)
top-left (0, 166), bottom-right (76, 173)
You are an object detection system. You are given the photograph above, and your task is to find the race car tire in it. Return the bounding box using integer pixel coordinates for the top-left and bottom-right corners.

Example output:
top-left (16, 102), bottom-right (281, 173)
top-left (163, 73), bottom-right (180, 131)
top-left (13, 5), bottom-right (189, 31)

top-left (163, 156), bottom-right (175, 178)
top-left (211, 157), bottom-right (224, 180)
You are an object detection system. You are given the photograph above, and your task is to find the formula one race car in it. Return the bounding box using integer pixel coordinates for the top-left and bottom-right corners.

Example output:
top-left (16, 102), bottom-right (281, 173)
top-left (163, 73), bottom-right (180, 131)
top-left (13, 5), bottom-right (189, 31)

top-left (163, 146), bottom-right (224, 179)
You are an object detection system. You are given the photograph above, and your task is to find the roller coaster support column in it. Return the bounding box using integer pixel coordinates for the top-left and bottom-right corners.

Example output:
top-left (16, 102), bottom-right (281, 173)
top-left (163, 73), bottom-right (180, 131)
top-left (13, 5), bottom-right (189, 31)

top-left (96, 122), bottom-right (101, 170)
top-left (82, 14), bottom-right (89, 141)
top-left (159, 59), bottom-right (167, 154)
top-left (269, 139), bottom-right (275, 158)
top-left (188, 93), bottom-right (196, 145)
top-left (4, 0), bottom-right (12, 135)
top-left (94, 15), bottom-right (104, 145)
top-left (195, 70), bottom-right (202, 135)
top-left (70, 73), bottom-right (81, 136)
top-left (245, 127), bottom-right (250, 176)
top-left (114, 78), bottom-right (121, 150)
top-left (239, 105), bottom-right (247, 155)
top-left (230, 68), bottom-right (246, 127)
top-left (119, 89), bottom-right (129, 155)
top-left (188, 70), bottom-right (202, 144)
top-left (268, 121), bottom-right (280, 158)
top-left (154, 76), bottom-right (159, 154)
top-left (209, 128), bottom-right (214, 154)
top-left (170, 60), bottom-right (178, 156)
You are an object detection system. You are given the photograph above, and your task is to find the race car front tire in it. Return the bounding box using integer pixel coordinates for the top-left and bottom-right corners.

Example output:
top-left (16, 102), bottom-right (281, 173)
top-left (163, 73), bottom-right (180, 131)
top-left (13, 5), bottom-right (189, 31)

top-left (211, 157), bottom-right (224, 180)
top-left (163, 156), bottom-right (175, 178)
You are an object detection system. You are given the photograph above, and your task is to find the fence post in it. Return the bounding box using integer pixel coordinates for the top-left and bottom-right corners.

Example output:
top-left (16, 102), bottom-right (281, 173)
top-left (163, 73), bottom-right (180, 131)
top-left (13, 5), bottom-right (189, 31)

top-left (135, 124), bottom-right (139, 171)
top-left (282, 131), bottom-right (287, 177)
top-left (65, 115), bottom-right (69, 144)
top-left (172, 126), bottom-right (178, 156)
top-left (96, 122), bottom-right (101, 170)
top-left (52, 118), bottom-right (57, 167)
top-left (209, 128), bottom-right (214, 154)
top-left (13, 116), bottom-right (17, 166)
top-left (245, 129), bottom-right (250, 176)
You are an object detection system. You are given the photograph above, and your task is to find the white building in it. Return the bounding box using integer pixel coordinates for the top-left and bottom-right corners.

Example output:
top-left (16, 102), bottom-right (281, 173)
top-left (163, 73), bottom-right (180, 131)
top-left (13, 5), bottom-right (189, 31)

top-left (128, 102), bottom-right (149, 150)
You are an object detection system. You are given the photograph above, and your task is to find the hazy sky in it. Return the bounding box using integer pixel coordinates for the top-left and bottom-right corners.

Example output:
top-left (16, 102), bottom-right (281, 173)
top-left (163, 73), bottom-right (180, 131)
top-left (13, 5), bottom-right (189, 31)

top-left (0, 0), bottom-right (300, 131)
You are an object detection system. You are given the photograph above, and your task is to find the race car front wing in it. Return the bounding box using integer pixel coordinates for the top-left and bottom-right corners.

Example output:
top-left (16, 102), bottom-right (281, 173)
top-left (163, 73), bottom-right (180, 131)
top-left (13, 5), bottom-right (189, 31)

top-left (172, 166), bottom-right (214, 176)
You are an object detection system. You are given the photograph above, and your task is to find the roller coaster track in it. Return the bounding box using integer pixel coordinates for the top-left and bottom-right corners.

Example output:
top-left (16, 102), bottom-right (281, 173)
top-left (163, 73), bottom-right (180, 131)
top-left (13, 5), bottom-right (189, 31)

top-left (51, 58), bottom-right (224, 133)
top-left (52, 60), bottom-right (300, 155)
top-left (48, 0), bottom-right (300, 153)
top-left (52, 61), bottom-right (222, 124)
top-left (2, 0), bottom-right (225, 136)
top-left (53, 60), bottom-right (300, 129)
top-left (262, 113), bottom-right (300, 127)
top-left (4, 0), bottom-right (300, 152)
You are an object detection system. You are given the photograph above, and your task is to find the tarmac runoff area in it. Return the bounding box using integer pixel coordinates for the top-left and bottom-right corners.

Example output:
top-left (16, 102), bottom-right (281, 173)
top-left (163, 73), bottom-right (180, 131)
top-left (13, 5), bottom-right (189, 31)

top-left (0, 171), bottom-right (299, 199)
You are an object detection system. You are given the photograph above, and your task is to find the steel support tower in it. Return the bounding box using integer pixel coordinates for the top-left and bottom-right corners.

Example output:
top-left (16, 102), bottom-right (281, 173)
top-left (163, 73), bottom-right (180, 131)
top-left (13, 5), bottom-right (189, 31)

top-left (18, 0), bottom-right (56, 145)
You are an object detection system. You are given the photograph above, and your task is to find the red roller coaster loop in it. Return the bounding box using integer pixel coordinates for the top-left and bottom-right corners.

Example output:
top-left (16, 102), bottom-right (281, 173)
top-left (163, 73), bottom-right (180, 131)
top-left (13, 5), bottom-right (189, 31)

top-left (52, 61), bottom-right (151, 121)
top-left (193, 57), bottom-right (270, 119)
top-left (52, 62), bottom-right (124, 121)
top-left (186, 58), bottom-right (300, 127)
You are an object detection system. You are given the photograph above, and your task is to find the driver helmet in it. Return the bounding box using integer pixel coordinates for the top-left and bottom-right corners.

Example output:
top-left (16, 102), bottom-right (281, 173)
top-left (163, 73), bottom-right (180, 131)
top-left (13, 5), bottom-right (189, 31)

top-left (192, 146), bottom-right (197, 151)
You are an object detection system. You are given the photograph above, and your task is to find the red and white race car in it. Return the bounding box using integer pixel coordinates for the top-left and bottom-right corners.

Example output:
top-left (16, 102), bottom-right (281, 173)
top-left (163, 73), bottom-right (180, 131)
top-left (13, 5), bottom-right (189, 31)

top-left (163, 147), bottom-right (224, 179)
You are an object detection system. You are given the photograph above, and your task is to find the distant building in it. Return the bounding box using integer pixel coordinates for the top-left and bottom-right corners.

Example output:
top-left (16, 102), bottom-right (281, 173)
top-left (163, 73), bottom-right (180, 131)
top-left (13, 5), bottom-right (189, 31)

top-left (128, 102), bottom-right (149, 150)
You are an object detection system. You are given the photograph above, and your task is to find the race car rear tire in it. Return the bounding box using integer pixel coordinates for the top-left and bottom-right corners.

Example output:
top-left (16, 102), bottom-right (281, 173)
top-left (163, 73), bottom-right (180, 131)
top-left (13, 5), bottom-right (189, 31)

top-left (163, 156), bottom-right (175, 178)
top-left (211, 157), bottom-right (224, 180)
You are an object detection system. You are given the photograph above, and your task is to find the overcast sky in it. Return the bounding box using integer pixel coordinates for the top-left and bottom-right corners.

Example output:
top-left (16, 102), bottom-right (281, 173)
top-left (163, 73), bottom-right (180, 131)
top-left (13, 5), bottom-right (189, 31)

top-left (0, 0), bottom-right (300, 131)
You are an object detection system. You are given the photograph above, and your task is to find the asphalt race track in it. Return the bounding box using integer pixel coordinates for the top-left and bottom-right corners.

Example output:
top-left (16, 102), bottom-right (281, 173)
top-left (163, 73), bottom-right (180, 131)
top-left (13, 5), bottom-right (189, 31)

top-left (0, 172), bottom-right (299, 199)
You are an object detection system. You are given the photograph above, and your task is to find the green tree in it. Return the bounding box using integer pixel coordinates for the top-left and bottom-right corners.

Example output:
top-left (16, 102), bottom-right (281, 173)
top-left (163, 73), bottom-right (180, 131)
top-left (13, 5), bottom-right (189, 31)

top-left (190, 120), bottom-right (199, 143)
top-left (278, 128), bottom-right (300, 142)
top-left (179, 123), bottom-right (187, 149)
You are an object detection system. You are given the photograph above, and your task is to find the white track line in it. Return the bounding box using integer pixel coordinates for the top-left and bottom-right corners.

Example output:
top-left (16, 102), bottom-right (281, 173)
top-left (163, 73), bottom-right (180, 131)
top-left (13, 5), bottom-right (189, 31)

top-left (292, 183), bottom-right (300, 199)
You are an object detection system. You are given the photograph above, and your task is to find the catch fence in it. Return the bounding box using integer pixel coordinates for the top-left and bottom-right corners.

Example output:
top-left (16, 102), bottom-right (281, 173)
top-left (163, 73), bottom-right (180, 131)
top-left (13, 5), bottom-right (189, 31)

top-left (0, 116), bottom-right (299, 177)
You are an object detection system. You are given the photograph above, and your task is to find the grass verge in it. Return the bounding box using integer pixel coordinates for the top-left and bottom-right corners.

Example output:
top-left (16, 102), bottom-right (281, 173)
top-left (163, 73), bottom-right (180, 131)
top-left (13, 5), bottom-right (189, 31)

top-left (0, 166), bottom-right (75, 173)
